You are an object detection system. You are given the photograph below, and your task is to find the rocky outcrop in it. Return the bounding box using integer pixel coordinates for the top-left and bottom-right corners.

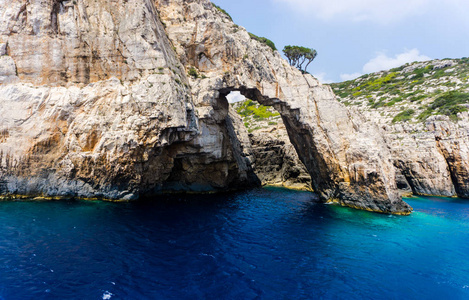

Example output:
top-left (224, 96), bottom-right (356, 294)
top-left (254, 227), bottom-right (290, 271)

top-left (156, 0), bottom-right (411, 214)
top-left (0, 0), bottom-right (411, 214)
top-left (384, 122), bottom-right (456, 197)
top-left (249, 126), bottom-right (312, 191)
top-left (230, 100), bottom-right (312, 190)
top-left (0, 0), bottom-right (257, 199)
top-left (382, 114), bottom-right (469, 198)
top-left (331, 58), bottom-right (469, 199)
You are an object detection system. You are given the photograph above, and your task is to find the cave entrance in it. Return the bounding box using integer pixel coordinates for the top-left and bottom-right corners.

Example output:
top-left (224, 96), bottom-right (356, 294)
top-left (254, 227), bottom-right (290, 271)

top-left (223, 90), bottom-right (313, 191)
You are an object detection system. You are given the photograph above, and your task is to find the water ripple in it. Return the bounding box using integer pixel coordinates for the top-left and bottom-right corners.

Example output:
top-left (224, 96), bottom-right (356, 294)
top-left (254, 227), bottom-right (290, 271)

top-left (0, 190), bottom-right (467, 299)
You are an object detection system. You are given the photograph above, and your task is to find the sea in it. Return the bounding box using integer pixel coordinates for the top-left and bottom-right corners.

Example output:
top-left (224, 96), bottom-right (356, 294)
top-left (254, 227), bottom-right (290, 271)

top-left (0, 187), bottom-right (468, 299)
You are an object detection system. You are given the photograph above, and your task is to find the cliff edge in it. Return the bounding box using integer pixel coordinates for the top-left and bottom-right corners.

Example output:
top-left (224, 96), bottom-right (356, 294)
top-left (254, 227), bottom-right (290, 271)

top-left (0, 0), bottom-right (411, 214)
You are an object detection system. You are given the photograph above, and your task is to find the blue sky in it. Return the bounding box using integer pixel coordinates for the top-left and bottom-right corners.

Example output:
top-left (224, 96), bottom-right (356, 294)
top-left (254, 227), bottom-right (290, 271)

top-left (213, 0), bottom-right (469, 83)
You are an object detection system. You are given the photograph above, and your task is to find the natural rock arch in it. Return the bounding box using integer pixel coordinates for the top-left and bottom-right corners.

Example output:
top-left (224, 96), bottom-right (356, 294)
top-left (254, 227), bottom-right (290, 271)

top-left (0, 0), bottom-right (411, 214)
top-left (217, 84), bottom-right (411, 215)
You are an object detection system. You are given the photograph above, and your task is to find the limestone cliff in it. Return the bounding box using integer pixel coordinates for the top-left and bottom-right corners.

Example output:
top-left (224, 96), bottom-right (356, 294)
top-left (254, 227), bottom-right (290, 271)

top-left (248, 127), bottom-right (313, 191)
top-left (332, 59), bottom-right (469, 199)
top-left (0, 0), bottom-right (411, 214)
top-left (0, 0), bottom-right (258, 199)
top-left (230, 99), bottom-right (312, 191)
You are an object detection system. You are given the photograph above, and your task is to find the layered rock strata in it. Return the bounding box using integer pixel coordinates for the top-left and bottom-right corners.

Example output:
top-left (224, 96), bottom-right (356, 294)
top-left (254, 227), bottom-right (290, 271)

top-left (332, 59), bottom-right (469, 199)
top-left (249, 126), bottom-right (313, 191)
top-left (0, 0), bottom-right (411, 214)
top-left (230, 100), bottom-right (312, 191)
top-left (383, 114), bottom-right (469, 198)
top-left (0, 0), bottom-right (258, 199)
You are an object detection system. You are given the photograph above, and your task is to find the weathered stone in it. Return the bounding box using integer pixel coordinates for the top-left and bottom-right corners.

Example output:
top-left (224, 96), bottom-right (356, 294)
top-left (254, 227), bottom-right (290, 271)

top-left (230, 100), bottom-right (312, 191)
top-left (384, 124), bottom-right (456, 197)
top-left (0, 0), bottom-right (411, 214)
top-left (0, 43), bottom-right (6, 56)
top-left (249, 126), bottom-right (313, 191)
top-left (429, 115), bottom-right (469, 198)
top-left (148, 0), bottom-right (411, 213)
top-left (0, 56), bottom-right (18, 83)
top-left (0, 0), bottom-right (258, 199)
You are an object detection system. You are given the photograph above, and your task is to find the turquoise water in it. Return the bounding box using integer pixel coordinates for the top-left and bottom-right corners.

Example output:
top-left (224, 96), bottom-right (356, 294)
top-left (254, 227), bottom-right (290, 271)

top-left (0, 188), bottom-right (468, 299)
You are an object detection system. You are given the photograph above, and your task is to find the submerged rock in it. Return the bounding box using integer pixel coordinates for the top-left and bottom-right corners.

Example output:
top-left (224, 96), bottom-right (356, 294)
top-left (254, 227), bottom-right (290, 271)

top-left (0, 0), bottom-right (411, 214)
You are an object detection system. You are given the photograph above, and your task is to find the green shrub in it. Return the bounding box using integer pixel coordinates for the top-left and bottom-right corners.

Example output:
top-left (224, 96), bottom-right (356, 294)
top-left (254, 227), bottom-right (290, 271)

top-left (212, 3), bottom-right (233, 21)
top-left (413, 66), bottom-right (433, 79)
top-left (432, 69), bottom-right (447, 79)
top-left (188, 67), bottom-right (199, 78)
top-left (372, 100), bottom-right (385, 108)
top-left (235, 99), bottom-right (280, 120)
top-left (390, 65), bottom-right (405, 72)
top-left (392, 109), bottom-right (415, 123)
top-left (337, 91), bottom-right (351, 98)
top-left (418, 91), bottom-right (469, 121)
top-left (417, 109), bottom-right (432, 121)
top-left (248, 33), bottom-right (277, 51)
top-left (430, 91), bottom-right (469, 120)
top-left (409, 94), bottom-right (426, 102)
top-left (384, 97), bottom-right (403, 107)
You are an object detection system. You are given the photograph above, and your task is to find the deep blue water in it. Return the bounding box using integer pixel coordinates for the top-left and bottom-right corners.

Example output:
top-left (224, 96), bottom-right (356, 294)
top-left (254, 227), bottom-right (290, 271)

top-left (0, 188), bottom-right (469, 299)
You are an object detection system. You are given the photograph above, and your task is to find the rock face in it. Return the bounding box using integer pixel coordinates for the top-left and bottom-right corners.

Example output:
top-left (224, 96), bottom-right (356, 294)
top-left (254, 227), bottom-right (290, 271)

top-left (384, 115), bottom-right (469, 198)
top-left (249, 127), bottom-right (313, 191)
top-left (0, 0), bottom-right (411, 214)
top-left (0, 0), bottom-right (258, 199)
top-left (230, 100), bottom-right (312, 191)
top-left (331, 59), bottom-right (469, 199)
top-left (249, 126), bottom-right (312, 191)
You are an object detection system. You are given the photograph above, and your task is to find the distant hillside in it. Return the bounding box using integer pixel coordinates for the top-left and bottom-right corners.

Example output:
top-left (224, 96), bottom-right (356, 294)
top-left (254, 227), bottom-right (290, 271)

top-left (232, 99), bottom-right (281, 133)
top-left (330, 58), bottom-right (469, 124)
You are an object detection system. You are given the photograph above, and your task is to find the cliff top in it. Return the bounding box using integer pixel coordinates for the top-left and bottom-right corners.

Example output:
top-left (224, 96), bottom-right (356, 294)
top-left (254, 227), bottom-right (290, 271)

top-left (330, 58), bottom-right (469, 124)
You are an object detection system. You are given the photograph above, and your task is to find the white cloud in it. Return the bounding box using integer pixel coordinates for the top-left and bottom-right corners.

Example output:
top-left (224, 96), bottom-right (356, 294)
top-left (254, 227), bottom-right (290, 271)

top-left (226, 91), bottom-right (246, 103)
top-left (340, 72), bottom-right (362, 81)
top-left (336, 49), bottom-right (431, 82)
top-left (362, 49), bottom-right (431, 73)
top-left (313, 72), bottom-right (334, 84)
top-left (274, 0), bottom-right (429, 23)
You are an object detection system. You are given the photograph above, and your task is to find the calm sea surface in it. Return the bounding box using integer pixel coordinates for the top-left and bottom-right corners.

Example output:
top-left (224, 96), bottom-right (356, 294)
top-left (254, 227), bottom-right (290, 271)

top-left (0, 187), bottom-right (468, 299)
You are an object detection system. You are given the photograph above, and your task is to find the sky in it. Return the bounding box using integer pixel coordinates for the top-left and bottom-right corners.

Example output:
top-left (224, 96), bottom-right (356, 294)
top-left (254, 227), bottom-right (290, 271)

top-left (213, 0), bottom-right (469, 83)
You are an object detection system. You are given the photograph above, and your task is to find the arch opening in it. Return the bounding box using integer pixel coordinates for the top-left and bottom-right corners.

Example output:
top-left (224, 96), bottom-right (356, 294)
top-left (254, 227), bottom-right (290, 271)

top-left (222, 88), bottom-right (313, 192)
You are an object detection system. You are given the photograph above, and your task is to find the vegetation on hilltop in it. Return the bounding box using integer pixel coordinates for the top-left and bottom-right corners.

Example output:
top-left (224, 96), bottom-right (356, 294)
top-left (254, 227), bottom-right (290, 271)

top-left (211, 3), bottom-right (233, 21)
top-left (211, 2), bottom-right (278, 52)
top-left (283, 46), bottom-right (317, 73)
top-left (330, 57), bottom-right (469, 123)
top-left (418, 91), bottom-right (469, 121)
top-left (248, 33), bottom-right (277, 51)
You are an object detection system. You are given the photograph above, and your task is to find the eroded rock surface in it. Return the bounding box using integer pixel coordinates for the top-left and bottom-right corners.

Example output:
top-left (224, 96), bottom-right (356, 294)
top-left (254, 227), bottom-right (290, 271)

top-left (331, 59), bottom-right (469, 199)
top-left (155, 0), bottom-right (411, 214)
top-left (249, 127), bottom-right (313, 191)
top-left (230, 100), bottom-right (312, 190)
top-left (382, 114), bottom-right (469, 198)
top-left (0, 0), bottom-right (257, 199)
top-left (0, 0), bottom-right (411, 214)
